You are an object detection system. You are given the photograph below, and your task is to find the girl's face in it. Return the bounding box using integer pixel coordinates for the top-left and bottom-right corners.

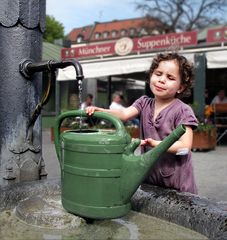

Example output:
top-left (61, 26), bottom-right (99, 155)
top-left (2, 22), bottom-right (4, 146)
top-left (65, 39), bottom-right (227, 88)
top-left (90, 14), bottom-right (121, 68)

top-left (150, 59), bottom-right (185, 100)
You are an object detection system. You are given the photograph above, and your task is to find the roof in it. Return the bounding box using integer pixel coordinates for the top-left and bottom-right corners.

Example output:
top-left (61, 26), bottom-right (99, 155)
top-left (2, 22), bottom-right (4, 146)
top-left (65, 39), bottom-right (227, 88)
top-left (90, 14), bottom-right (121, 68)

top-left (42, 41), bottom-right (62, 60)
top-left (67, 25), bottom-right (94, 42)
top-left (90, 17), bottom-right (160, 41)
top-left (66, 17), bottom-right (163, 43)
top-left (93, 17), bottom-right (155, 32)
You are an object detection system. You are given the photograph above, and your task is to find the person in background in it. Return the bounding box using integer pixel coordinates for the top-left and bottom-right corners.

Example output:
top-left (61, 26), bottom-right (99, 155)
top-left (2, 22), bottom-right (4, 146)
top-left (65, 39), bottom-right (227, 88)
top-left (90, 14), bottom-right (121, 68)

top-left (81, 94), bottom-right (93, 110)
top-left (211, 89), bottom-right (227, 104)
top-left (86, 52), bottom-right (198, 194)
top-left (110, 92), bottom-right (139, 126)
top-left (109, 92), bottom-right (125, 110)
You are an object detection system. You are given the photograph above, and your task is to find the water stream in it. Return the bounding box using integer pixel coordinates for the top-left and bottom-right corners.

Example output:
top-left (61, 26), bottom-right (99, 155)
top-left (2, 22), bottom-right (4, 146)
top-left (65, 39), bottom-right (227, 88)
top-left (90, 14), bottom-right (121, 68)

top-left (78, 79), bottom-right (83, 130)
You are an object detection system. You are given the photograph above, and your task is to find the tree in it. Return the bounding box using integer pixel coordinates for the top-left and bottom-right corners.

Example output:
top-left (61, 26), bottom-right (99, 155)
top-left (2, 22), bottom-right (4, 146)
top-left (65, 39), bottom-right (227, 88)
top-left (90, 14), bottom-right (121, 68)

top-left (43, 15), bottom-right (64, 43)
top-left (134, 0), bottom-right (227, 32)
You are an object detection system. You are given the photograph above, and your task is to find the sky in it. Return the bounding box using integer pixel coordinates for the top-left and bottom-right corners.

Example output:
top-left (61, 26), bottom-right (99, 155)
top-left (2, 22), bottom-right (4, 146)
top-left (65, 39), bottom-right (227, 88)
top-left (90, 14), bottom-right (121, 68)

top-left (46, 0), bottom-right (142, 35)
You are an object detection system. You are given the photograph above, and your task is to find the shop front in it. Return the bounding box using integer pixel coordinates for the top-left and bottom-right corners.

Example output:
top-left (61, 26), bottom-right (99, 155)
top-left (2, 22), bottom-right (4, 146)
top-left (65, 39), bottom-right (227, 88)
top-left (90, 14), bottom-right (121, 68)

top-left (55, 28), bottom-right (227, 121)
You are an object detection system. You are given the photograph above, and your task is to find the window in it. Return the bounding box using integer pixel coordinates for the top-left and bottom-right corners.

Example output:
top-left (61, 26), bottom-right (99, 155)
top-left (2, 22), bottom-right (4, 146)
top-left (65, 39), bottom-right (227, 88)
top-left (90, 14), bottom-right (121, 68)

top-left (129, 28), bottom-right (135, 36)
top-left (95, 32), bottom-right (101, 39)
top-left (140, 28), bottom-right (148, 35)
top-left (103, 31), bottom-right (109, 38)
top-left (112, 30), bottom-right (117, 38)
top-left (151, 29), bottom-right (160, 35)
top-left (77, 35), bottom-right (84, 43)
top-left (120, 29), bottom-right (127, 36)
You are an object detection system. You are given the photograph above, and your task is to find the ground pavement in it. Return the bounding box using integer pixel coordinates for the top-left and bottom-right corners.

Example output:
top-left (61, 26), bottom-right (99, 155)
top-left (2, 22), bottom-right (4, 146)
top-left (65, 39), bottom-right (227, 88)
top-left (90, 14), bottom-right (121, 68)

top-left (42, 129), bottom-right (227, 204)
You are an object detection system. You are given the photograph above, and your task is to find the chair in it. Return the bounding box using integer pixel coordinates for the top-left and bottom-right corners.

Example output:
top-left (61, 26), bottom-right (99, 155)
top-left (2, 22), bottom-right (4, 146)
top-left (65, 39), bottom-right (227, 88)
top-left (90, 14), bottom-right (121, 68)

top-left (212, 103), bottom-right (227, 143)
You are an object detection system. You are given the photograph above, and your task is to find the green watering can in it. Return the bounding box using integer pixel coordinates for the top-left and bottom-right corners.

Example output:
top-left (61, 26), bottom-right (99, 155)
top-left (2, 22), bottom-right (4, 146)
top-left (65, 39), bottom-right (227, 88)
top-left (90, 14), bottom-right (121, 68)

top-left (54, 110), bottom-right (185, 219)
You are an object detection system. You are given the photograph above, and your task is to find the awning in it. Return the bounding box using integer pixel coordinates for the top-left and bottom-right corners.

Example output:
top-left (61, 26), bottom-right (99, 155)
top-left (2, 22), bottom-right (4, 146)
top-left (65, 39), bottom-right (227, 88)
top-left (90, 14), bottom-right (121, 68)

top-left (206, 50), bottom-right (227, 69)
top-left (57, 57), bottom-right (152, 81)
top-left (42, 42), bottom-right (61, 61)
top-left (57, 53), bottom-right (195, 81)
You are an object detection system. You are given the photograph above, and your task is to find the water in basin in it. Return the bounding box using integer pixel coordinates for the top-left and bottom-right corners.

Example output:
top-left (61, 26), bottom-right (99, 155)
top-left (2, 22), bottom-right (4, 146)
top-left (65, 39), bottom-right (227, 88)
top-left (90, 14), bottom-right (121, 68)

top-left (0, 194), bottom-right (207, 240)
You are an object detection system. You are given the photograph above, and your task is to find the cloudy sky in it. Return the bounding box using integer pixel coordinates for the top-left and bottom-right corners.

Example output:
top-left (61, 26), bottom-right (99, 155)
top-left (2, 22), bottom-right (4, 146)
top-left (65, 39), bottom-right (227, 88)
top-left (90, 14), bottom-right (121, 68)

top-left (46, 0), bottom-right (142, 34)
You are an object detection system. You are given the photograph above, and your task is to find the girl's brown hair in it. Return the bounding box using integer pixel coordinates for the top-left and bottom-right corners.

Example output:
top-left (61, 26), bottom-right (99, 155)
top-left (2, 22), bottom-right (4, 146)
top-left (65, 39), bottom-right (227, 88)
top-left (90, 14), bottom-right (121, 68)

top-left (149, 53), bottom-right (194, 98)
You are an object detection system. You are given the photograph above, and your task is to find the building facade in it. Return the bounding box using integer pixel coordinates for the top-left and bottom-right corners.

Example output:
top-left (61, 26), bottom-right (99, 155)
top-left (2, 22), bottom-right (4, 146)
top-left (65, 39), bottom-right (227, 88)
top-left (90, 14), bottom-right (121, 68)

top-left (55, 18), bottom-right (227, 121)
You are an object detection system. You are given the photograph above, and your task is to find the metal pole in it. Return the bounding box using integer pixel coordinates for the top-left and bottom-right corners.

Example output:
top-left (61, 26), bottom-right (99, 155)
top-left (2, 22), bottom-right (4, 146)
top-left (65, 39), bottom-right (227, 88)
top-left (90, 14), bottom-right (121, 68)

top-left (56, 81), bottom-right (61, 116)
top-left (108, 76), bottom-right (112, 106)
top-left (194, 53), bottom-right (206, 121)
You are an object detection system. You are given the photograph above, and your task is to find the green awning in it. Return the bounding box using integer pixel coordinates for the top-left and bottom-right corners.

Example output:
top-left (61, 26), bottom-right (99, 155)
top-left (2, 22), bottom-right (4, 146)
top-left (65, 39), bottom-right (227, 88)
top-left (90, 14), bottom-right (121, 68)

top-left (42, 41), bottom-right (62, 61)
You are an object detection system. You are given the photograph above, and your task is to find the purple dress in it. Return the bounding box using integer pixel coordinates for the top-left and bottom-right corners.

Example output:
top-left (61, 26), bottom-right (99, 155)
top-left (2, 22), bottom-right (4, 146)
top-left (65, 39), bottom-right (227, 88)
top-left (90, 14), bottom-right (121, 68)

top-left (132, 95), bottom-right (198, 194)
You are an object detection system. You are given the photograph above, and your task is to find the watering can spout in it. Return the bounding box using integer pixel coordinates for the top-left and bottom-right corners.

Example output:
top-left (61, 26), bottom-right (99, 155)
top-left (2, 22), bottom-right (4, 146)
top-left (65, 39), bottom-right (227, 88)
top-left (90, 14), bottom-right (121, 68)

top-left (121, 124), bottom-right (186, 202)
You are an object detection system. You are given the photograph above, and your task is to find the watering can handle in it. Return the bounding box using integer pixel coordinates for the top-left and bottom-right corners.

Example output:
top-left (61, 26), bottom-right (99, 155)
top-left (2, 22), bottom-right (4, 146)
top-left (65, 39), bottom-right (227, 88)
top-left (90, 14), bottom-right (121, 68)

top-left (54, 110), bottom-right (129, 161)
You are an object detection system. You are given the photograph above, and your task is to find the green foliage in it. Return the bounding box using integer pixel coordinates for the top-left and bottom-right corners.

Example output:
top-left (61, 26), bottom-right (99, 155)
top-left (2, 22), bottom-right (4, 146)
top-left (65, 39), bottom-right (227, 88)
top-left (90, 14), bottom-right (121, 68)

top-left (189, 102), bottom-right (199, 116)
top-left (190, 101), bottom-right (215, 132)
top-left (195, 122), bottom-right (215, 132)
top-left (43, 15), bottom-right (64, 43)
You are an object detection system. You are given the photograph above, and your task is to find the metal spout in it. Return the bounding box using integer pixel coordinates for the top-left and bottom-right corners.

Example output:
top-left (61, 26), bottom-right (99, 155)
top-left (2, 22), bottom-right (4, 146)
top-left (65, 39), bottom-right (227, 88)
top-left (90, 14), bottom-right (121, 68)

top-left (19, 59), bottom-right (84, 81)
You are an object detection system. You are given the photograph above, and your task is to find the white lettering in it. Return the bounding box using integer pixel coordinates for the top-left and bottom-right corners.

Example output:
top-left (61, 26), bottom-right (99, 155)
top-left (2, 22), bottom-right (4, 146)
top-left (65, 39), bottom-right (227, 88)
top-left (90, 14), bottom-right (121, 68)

top-left (95, 46), bottom-right (111, 54)
top-left (78, 46), bottom-right (111, 56)
top-left (137, 34), bottom-right (194, 50)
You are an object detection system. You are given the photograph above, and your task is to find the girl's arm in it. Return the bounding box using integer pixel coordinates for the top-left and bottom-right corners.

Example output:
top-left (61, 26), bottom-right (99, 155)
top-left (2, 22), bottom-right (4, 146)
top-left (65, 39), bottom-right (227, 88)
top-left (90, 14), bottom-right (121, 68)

top-left (141, 126), bottom-right (193, 154)
top-left (86, 105), bottom-right (139, 121)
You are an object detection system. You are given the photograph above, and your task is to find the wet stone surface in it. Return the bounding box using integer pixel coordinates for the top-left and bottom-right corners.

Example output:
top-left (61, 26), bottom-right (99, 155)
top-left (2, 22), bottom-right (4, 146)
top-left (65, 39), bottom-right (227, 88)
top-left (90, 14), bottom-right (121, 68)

top-left (15, 195), bottom-right (85, 229)
top-left (0, 194), bottom-right (207, 240)
top-left (1, 179), bottom-right (227, 239)
top-left (132, 185), bottom-right (227, 240)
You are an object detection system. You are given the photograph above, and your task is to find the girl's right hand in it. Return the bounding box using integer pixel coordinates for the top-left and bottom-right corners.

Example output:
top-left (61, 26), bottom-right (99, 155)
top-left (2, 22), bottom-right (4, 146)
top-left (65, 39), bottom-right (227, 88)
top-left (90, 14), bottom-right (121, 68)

top-left (85, 106), bottom-right (103, 116)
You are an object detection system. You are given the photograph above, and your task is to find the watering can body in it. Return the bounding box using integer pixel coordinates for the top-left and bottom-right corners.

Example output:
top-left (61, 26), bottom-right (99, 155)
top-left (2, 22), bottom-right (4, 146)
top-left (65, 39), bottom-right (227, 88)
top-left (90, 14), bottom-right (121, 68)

top-left (54, 110), bottom-right (185, 219)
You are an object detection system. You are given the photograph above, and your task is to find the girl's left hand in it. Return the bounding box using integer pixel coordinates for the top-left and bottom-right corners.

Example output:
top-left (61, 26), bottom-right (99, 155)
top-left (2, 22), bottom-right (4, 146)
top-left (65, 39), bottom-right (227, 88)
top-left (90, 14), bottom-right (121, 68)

top-left (140, 138), bottom-right (153, 146)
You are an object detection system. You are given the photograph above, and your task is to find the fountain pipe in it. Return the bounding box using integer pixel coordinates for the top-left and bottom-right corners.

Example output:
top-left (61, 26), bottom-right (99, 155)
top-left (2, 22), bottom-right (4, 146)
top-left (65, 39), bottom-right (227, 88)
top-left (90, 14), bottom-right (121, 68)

top-left (20, 59), bottom-right (84, 152)
top-left (19, 59), bottom-right (84, 81)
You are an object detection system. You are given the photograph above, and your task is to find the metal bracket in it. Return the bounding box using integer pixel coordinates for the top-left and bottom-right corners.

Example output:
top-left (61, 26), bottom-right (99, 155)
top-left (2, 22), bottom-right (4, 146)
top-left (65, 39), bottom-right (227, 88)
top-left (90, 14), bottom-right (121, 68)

top-left (19, 59), bottom-right (33, 79)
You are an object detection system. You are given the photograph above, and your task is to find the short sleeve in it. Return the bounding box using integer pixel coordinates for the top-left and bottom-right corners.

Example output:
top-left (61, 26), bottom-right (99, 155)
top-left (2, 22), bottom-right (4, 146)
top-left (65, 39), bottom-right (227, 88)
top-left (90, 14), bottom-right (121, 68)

top-left (175, 104), bottom-right (198, 130)
top-left (132, 95), bottom-right (152, 113)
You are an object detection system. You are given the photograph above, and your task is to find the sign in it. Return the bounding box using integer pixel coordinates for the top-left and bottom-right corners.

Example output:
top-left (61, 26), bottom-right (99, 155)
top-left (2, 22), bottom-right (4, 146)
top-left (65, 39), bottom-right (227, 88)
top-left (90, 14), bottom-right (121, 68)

top-left (134, 31), bottom-right (197, 52)
top-left (114, 37), bottom-right (134, 56)
top-left (61, 42), bottom-right (115, 59)
top-left (61, 31), bottom-right (197, 59)
top-left (207, 27), bottom-right (227, 43)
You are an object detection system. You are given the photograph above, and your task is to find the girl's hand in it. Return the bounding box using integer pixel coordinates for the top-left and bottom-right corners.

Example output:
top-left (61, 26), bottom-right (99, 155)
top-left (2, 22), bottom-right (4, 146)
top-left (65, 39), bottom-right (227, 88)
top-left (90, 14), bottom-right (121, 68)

top-left (140, 139), bottom-right (148, 146)
top-left (85, 106), bottom-right (103, 116)
top-left (141, 126), bottom-right (194, 154)
top-left (140, 138), bottom-right (153, 147)
top-left (86, 106), bottom-right (97, 115)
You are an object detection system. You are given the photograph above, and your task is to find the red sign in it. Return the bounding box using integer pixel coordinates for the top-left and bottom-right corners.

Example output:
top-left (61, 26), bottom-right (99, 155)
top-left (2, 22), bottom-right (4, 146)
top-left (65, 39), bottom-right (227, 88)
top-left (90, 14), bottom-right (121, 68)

top-left (207, 27), bottom-right (227, 43)
top-left (133, 31), bottom-right (197, 52)
top-left (61, 31), bottom-right (197, 59)
top-left (61, 42), bottom-right (115, 59)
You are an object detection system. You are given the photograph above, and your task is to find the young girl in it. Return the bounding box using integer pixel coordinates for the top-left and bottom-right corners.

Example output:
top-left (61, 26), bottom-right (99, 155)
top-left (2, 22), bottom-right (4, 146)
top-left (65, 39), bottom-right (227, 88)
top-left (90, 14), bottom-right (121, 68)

top-left (86, 52), bottom-right (198, 194)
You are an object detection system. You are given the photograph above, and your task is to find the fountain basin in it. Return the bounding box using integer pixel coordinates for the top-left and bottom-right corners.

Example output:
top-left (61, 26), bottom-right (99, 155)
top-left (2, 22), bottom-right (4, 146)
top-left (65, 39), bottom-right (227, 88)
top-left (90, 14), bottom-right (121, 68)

top-left (0, 178), bottom-right (226, 239)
